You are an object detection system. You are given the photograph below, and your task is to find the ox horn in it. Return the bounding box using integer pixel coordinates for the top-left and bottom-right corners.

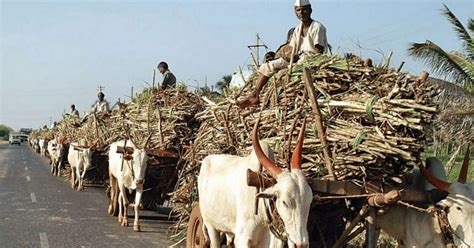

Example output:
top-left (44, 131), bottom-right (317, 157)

top-left (291, 118), bottom-right (306, 170)
top-left (458, 144), bottom-right (471, 183)
top-left (143, 133), bottom-right (153, 150)
top-left (252, 117), bottom-right (282, 179)
top-left (419, 162), bottom-right (451, 192)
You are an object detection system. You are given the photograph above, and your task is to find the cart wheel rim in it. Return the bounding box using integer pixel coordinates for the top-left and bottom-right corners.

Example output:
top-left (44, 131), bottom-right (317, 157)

top-left (187, 204), bottom-right (208, 248)
top-left (192, 216), bottom-right (201, 246)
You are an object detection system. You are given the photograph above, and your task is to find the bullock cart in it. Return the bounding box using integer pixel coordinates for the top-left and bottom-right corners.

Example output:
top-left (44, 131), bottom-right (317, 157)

top-left (137, 148), bottom-right (181, 208)
top-left (171, 54), bottom-right (468, 246)
top-left (44, 88), bottom-right (203, 200)
top-left (186, 164), bottom-right (465, 248)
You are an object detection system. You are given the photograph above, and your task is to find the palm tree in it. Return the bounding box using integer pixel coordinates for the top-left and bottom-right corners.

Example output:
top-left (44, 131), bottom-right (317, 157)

top-left (409, 5), bottom-right (474, 175)
top-left (215, 75), bottom-right (232, 93)
top-left (408, 4), bottom-right (473, 89)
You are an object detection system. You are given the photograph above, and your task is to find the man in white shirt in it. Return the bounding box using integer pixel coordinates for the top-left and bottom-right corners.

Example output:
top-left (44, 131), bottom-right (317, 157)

top-left (92, 92), bottom-right (110, 113)
top-left (238, 0), bottom-right (328, 108)
top-left (70, 104), bottom-right (80, 117)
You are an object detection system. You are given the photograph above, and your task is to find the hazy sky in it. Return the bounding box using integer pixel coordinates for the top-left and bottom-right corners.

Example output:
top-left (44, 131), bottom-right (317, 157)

top-left (1, 0), bottom-right (473, 129)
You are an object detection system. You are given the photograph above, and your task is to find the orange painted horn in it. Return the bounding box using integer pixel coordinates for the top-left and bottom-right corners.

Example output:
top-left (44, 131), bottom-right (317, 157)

top-left (458, 144), bottom-right (470, 183)
top-left (291, 118), bottom-right (306, 170)
top-left (252, 117), bottom-right (282, 179)
top-left (419, 162), bottom-right (451, 192)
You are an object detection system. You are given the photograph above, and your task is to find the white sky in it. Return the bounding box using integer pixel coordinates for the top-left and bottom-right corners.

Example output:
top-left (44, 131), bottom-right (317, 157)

top-left (1, 0), bottom-right (473, 129)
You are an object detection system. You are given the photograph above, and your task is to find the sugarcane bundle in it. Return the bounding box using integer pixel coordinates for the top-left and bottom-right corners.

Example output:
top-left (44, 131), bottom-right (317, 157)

top-left (169, 54), bottom-right (443, 238)
top-left (99, 88), bottom-right (205, 206)
top-left (42, 88), bottom-right (204, 151)
top-left (104, 88), bottom-right (204, 151)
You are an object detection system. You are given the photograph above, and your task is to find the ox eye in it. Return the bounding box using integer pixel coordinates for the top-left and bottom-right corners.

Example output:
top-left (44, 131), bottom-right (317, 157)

top-left (282, 201), bottom-right (289, 208)
top-left (456, 206), bottom-right (462, 211)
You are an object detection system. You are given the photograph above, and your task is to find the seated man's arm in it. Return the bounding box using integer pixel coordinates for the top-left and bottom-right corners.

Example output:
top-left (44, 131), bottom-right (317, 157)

top-left (311, 23), bottom-right (328, 54)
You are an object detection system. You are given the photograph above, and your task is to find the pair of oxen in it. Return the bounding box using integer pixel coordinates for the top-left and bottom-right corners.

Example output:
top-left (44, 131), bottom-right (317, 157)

top-left (198, 118), bottom-right (473, 248)
top-left (41, 135), bottom-right (155, 233)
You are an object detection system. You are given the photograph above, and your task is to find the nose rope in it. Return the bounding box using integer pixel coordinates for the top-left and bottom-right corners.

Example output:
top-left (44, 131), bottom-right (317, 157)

top-left (260, 197), bottom-right (288, 242)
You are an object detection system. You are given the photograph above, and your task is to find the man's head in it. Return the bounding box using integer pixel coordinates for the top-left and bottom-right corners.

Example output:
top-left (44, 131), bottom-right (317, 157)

top-left (264, 51), bottom-right (276, 63)
top-left (294, 0), bottom-right (312, 23)
top-left (157, 61), bottom-right (169, 74)
top-left (71, 104), bottom-right (76, 110)
top-left (98, 92), bottom-right (105, 101)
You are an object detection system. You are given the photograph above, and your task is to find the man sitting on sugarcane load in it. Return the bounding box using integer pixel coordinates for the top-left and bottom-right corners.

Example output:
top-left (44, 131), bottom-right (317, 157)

top-left (65, 104), bottom-right (80, 118)
top-left (92, 92), bottom-right (110, 113)
top-left (237, 0), bottom-right (328, 109)
top-left (157, 61), bottom-right (176, 89)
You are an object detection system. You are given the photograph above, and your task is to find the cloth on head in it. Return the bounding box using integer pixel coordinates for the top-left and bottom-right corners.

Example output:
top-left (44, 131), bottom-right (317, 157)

top-left (295, 0), bottom-right (311, 7)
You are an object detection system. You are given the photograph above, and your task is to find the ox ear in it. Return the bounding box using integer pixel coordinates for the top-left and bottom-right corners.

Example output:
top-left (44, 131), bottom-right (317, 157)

top-left (458, 144), bottom-right (470, 183)
top-left (256, 192), bottom-right (277, 200)
top-left (256, 187), bottom-right (278, 200)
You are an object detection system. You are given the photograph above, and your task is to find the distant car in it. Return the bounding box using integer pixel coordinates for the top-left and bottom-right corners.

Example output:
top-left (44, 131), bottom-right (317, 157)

top-left (9, 135), bottom-right (21, 145)
top-left (19, 134), bottom-right (28, 142)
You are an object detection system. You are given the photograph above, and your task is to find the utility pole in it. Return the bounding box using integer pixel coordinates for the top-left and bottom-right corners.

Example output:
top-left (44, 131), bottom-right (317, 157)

top-left (247, 33), bottom-right (268, 67)
top-left (97, 85), bottom-right (105, 93)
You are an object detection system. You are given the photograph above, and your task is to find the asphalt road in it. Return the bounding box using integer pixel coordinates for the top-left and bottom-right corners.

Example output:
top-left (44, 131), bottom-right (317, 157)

top-left (0, 142), bottom-right (179, 248)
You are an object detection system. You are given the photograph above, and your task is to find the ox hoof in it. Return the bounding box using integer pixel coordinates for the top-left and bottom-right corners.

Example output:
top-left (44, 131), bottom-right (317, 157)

top-left (121, 221), bottom-right (128, 227)
top-left (133, 225), bottom-right (141, 232)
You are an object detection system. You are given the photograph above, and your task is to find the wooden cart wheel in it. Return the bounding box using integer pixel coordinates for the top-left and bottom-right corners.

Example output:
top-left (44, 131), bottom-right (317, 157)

top-left (186, 203), bottom-right (208, 248)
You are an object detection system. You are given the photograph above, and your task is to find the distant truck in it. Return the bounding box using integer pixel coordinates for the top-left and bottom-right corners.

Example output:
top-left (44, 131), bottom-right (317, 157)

top-left (20, 128), bottom-right (32, 135)
top-left (19, 128), bottom-right (32, 142)
top-left (9, 133), bottom-right (21, 145)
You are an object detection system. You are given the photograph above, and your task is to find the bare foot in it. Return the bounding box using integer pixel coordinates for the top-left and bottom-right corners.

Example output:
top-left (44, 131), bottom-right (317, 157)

top-left (237, 95), bottom-right (259, 109)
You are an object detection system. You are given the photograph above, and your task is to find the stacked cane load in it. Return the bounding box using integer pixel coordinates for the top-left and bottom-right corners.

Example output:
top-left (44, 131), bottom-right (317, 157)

top-left (36, 88), bottom-right (204, 151)
top-left (169, 54), bottom-right (442, 238)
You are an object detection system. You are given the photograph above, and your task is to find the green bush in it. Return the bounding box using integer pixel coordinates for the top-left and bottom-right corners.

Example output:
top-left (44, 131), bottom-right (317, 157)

top-left (0, 124), bottom-right (13, 141)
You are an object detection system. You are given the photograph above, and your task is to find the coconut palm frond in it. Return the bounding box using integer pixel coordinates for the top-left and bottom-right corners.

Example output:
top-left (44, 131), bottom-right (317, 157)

top-left (468, 18), bottom-right (474, 33)
top-left (409, 41), bottom-right (472, 86)
top-left (468, 39), bottom-right (474, 62)
top-left (442, 4), bottom-right (472, 45)
top-left (450, 52), bottom-right (474, 85)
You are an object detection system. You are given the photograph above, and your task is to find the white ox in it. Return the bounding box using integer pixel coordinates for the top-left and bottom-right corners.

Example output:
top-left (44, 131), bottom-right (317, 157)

top-left (31, 138), bottom-right (40, 153)
top-left (39, 138), bottom-right (48, 157)
top-left (198, 118), bottom-right (313, 248)
top-left (376, 148), bottom-right (473, 247)
top-left (47, 138), bottom-right (65, 176)
top-left (108, 139), bottom-right (149, 232)
top-left (67, 142), bottom-right (94, 191)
